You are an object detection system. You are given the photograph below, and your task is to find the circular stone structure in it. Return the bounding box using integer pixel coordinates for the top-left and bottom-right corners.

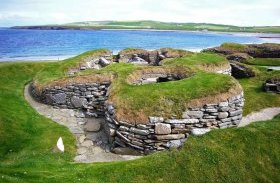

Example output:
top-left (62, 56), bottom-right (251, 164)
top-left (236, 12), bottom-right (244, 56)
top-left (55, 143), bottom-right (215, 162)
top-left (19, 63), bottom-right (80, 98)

top-left (30, 48), bottom-right (244, 155)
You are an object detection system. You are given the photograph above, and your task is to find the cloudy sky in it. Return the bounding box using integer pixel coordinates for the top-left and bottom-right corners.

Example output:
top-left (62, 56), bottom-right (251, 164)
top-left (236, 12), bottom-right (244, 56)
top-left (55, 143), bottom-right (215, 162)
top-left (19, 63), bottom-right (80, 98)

top-left (0, 0), bottom-right (279, 27)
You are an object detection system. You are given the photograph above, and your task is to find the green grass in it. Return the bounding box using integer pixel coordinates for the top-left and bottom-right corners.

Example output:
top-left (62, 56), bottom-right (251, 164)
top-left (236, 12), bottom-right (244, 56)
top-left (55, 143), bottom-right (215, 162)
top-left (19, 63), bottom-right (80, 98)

top-left (0, 59), bottom-right (279, 182)
top-left (244, 58), bottom-right (280, 66)
top-left (34, 49), bottom-right (110, 85)
top-left (220, 42), bottom-right (248, 52)
top-left (238, 66), bottom-right (280, 115)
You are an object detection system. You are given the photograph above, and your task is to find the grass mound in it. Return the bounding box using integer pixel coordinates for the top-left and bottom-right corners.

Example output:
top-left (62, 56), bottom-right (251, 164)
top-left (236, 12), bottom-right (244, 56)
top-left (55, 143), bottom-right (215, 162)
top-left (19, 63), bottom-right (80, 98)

top-left (33, 51), bottom-right (238, 123)
top-left (220, 42), bottom-right (248, 52)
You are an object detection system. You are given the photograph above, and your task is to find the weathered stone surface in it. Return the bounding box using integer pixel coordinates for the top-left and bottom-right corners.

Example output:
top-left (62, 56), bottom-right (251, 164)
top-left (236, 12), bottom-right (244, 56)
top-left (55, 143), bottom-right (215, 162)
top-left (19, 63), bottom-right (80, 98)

top-left (155, 123), bottom-right (171, 135)
top-left (81, 140), bottom-right (93, 147)
top-left (166, 139), bottom-right (186, 148)
top-left (112, 147), bottom-right (141, 156)
top-left (218, 112), bottom-right (229, 119)
top-left (149, 116), bottom-right (164, 123)
top-left (263, 77), bottom-right (280, 93)
top-left (155, 134), bottom-right (185, 140)
top-left (84, 121), bottom-right (101, 132)
top-left (77, 147), bottom-right (87, 155)
top-left (130, 127), bottom-right (150, 136)
top-left (52, 93), bottom-right (66, 104)
top-left (229, 109), bottom-right (243, 117)
top-left (71, 96), bottom-right (87, 108)
top-left (165, 119), bottom-right (199, 124)
top-left (183, 111), bottom-right (203, 118)
top-left (230, 62), bottom-right (255, 78)
top-left (191, 128), bottom-right (211, 136)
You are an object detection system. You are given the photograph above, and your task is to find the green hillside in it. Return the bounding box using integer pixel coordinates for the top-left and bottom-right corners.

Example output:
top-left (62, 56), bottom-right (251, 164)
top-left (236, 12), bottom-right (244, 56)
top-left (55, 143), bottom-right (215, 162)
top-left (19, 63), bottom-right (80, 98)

top-left (12, 20), bottom-right (280, 33)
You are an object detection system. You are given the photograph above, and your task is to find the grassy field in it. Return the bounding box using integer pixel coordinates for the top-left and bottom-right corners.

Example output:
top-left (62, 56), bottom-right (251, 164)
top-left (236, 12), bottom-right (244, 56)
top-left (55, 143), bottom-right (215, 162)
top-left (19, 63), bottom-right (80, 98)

top-left (244, 58), bottom-right (280, 66)
top-left (0, 56), bottom-right (279, 182)
top-left (12, 20), bottom-right (280, 33)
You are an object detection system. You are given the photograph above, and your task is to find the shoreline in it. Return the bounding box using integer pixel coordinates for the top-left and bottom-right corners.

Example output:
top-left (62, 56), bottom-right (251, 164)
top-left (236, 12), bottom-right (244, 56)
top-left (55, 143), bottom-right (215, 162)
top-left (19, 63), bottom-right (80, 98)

top-left (7, 27), bottom-right (280, 37)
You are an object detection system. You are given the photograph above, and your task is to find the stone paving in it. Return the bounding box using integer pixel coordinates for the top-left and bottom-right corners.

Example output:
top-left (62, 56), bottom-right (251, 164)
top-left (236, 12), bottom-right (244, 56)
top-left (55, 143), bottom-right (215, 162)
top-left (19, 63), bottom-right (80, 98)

top-left (24, 84), bottom-right (141, 163)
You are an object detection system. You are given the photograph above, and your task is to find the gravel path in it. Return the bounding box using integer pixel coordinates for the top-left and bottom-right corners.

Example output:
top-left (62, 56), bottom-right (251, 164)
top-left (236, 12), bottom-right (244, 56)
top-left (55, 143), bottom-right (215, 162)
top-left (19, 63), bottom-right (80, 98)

top-left (24, 84), bottom-right (141, 163)
top-left (239, 107), bottom-right (280, 127)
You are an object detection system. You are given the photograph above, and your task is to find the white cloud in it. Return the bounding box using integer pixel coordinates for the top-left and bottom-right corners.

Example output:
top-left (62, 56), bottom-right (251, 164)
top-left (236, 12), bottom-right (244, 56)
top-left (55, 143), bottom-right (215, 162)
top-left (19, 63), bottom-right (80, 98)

top-left (0, 0), bottom-right (279, 26)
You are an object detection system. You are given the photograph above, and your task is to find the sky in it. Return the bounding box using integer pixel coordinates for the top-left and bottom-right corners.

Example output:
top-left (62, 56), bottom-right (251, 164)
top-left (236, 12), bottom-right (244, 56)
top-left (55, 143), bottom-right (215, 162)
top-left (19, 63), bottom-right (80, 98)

top-left (0, 0), bottom-right (279, 27)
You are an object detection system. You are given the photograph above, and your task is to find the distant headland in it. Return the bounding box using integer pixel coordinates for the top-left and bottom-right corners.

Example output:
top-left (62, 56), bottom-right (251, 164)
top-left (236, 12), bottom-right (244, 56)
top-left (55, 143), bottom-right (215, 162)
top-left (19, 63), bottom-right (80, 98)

top-left (11, 20), bottom-right (280, 33)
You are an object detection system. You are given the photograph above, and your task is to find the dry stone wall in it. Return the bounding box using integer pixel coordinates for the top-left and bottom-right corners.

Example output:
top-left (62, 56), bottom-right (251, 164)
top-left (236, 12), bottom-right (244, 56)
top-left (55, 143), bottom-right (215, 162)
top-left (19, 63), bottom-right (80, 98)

top-left (31, 81), bottom-right (244, 155)
top-left (31, 82), bottom-right (111, 117)
top-left (104, 92), bottom-right (244, 154)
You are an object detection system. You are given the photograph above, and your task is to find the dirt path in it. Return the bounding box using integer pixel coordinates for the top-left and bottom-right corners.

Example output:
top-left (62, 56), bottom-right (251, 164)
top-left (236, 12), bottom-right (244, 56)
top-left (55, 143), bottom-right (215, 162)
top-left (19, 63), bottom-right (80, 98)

top-left (24, 84), bottom-right (141, 163)
top-left (239, 107), bottom-right (280, 127)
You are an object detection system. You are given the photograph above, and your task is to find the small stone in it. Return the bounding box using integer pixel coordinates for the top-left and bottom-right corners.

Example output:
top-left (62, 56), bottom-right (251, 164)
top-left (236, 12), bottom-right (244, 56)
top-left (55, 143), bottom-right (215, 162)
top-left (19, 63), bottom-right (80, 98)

top-left (71, 96), bottom-right (87, 108)
top-left (155, 123), bottom-right (171, 135)
top-left (165, 119), bottom-right (199, 124)
top-left (229, 109), bottom-right (242, 117)
top-left (191, 128), bottom-right (211, 136)
top-left (183, 111), bottom-right (203, 118)
top-left (218, 112), bottom-right (229, 119)
top-left (78, 135), bottom-right (86, 143)
top-left (155, 134), bottom-right (185, 140)
top-left (130, 127), bottom-right (150, 136)
top-left (219, 102), bottom-right (229, 107)
top-left (81, 140), bottom-right (93, 147)
top-left (149, 116), bottom-right (164, 123)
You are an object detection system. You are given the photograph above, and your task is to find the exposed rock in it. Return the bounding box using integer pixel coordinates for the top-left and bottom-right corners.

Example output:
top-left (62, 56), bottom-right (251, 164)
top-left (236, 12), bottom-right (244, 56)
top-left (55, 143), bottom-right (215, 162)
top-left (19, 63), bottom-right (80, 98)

top-left (149, 116), bottom-right (164, 123)
top-left (81, 140), bottom-right (93, 147)
top-left (230, 62), bottom-right (255, 78)
top-left (183, 111), bottom-right (203, 119)
top-left (155, 134), bottom-right (185, 140)
top-left (191, 128), bottom-right (211, 136)
top-left (77, 147), bottom-right (87, 155)
top-left (155, 123), bottom-right (171, 135)
top-left (84, 121), bottom-right (101, 132)
top-left (218, 112), bottom-right (229, 119)
top-left (71, 96), bottom-right (87, 108)
top-left (130, 127), bottom-right (150, 136)
top-left (165, 119), bottom-right (200, 124)
top-left (112, 147), bottom-right (141, 156)
top-left (99, 57), bottom-right (110, 67)
top-left (166, 139), bottom-right (186, 148)
top-left (226, 53), bottom-right (251, 62)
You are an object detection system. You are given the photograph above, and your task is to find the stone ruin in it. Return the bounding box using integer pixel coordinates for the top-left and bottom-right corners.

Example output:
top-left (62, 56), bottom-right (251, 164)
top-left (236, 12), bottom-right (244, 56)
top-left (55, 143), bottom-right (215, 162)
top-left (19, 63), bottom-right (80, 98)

top-left (263, 77), bottom-right (280, 94)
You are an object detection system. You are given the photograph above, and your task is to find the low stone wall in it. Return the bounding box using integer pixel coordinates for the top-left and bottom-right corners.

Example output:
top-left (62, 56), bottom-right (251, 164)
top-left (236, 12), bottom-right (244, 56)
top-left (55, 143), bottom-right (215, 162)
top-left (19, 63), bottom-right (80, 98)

top-left (30, 82), bottom-right (111, 117)
top-left (31, 81), bottom-right (244, 155)
top-left (104, 92), bottom-right (244, 154)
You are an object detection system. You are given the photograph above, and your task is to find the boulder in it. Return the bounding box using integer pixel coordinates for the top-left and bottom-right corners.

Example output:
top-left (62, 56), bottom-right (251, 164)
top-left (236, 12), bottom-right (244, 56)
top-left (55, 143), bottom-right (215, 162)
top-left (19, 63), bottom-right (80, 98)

top-left (99, 57), bottom-right (111, 67)
top-left (155, 123), bottom-right (171, 135)
top-left (230, 62), bottom-right (255, 78)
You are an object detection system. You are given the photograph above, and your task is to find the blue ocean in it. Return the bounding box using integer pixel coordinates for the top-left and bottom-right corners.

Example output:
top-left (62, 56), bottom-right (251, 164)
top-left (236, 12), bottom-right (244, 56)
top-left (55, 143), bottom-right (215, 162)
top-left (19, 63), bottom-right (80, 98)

top-left (0, 28), bottom-right (279, 61)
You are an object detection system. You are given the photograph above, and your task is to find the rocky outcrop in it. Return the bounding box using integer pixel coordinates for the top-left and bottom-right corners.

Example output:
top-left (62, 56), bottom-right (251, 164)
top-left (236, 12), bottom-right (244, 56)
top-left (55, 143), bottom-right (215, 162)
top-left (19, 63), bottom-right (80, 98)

top-left (230, 62), bottom-right (255, 78)
top-left (118, 48), bottom-right (192, 66)
top-left (204, 43), bottom-right (280, 58)
top-left (263, 77), bottom-right (280, 93)
top-left (104, 93), bottom-right (244, 154)
top-left (68, 53), bottom-right (113, 75)
top-left (226, 53), bottom-right (252, 62)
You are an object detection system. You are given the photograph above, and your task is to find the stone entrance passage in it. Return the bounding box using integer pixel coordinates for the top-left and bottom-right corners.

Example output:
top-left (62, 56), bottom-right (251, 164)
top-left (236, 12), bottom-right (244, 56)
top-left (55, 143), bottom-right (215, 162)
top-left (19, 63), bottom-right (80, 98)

top-left (25, 84), bottom-right (142, 163)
